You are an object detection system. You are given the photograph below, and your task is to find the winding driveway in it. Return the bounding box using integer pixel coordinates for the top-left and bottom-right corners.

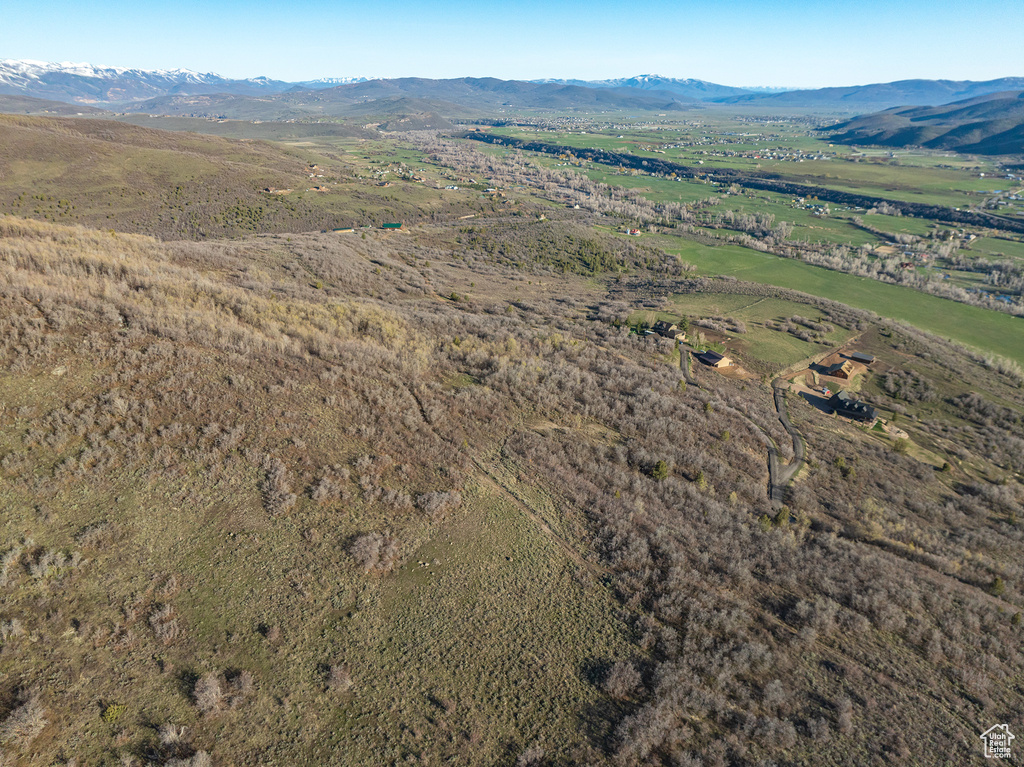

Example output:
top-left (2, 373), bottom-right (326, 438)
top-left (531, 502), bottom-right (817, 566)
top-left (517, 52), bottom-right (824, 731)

top-left (771, 379), bottom-right (807, 501)
top-left (680, 342), bottom-right (804, 504)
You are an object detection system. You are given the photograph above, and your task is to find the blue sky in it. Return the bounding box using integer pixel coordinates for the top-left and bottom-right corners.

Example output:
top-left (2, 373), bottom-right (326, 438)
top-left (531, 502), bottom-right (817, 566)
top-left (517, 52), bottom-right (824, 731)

top-left (4, 0), bottom-right (1022, 87)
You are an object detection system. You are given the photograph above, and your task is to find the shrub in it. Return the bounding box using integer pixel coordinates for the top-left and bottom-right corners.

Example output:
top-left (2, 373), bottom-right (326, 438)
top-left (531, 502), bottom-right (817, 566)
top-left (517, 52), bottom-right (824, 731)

top-left (193, 672), bottom-right (224, 715)
top-left (327, 663), bottom-right (353, 692)
top-left (516, 744), bottom-right (546, 767)
top-left (101, 703), bottom-right (127, 723)
top-left (262, 457), bottom-right (297, 515)
top-left (0, 691), bottom-right (47, 746)
top-left (350, 532), bottom-right (400, 572)
top-left (149, 604), bottom-right (181, 644)
top-left (837, 697), bottom-right (854, 734)
top-left (990, 576), bottom-right (1006, 597)
top-left (158, 722), bottom-right (187, 746)
top-left (603, 661), bottom-right (642, 699)
top-left (415, 491), bottom-right (462, 520)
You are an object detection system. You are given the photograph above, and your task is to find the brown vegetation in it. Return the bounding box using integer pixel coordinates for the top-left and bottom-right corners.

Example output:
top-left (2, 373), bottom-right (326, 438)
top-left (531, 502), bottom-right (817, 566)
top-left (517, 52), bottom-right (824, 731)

top-left (0, 208), bottom-right (1020, 765)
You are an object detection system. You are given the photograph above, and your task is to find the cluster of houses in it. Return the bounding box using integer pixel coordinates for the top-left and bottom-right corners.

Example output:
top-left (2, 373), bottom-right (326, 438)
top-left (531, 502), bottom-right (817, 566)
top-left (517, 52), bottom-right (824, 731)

top-left (648, 320), bottom-right (737, 369)
top-left (642, 317), bottom-right (882, 421)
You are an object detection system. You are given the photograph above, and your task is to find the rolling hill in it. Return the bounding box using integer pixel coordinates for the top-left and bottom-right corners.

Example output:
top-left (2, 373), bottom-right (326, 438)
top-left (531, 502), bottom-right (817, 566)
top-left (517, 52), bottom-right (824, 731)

top-left (825, 90), bottom-right (1024, 154)
top-left (0, 114), bottom-right (461, 238)
top-left (0, 95), bottom-right (1023, 767)
top-left (0, 93), bottom-right (109, 116)
top-left (718, 77), bottom-right (1024, 111)
top-left (119, 77), bottom-right (692, 119)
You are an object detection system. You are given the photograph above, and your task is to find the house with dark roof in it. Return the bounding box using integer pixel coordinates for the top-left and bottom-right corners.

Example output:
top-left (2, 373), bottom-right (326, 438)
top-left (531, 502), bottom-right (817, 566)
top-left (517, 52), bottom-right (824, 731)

top-left (824, 360), bottom-right (855, 379)
top-left (849, 352), bottom-right (874, 364)
top-left (652, 320), bottom-right (682, 339)
top-left (828, 390), bottom-right (876, 422)
top-left (697, 350), bottom-right (732, 368)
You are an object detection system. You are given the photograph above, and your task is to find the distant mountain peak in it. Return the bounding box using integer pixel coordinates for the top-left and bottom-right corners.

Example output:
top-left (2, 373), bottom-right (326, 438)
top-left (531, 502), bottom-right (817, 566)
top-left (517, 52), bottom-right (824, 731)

top-left (0, 59), bottom-right (368, 103)
top-left (529, 74), bottom-right (754, 100)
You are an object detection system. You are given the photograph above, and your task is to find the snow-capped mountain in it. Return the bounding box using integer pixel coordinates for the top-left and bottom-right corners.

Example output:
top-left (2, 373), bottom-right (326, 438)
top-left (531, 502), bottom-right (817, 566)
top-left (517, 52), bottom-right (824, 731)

top-left (531, 74), bottom-right (759, 101)
top-left (299, 77), bottom-right (372, 88)
top-left (0, 59), bottom-right (319, 103)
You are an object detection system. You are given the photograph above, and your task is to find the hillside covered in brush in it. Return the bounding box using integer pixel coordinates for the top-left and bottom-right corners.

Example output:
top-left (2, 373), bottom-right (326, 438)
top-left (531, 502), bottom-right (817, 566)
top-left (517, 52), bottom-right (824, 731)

top-left (0, 115), bottom-right (501, 239)
top-left (0, 207), bottom-right (1022, 765)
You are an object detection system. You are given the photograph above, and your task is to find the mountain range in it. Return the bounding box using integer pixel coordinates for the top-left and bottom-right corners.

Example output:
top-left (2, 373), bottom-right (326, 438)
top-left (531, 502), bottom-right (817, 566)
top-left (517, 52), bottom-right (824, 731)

top-left (2, 60), bottom-right (1024, 134)
top-left (2, 59), bottom-right (1023, 111)
top-left (116, 77), bottom-right (695, 120)
top-left (0, 59), bottom-right (368, 103)
top-left (530, 75), bottom-right (761, 101)
top-left (825, 90), bottom-right (1024, 155)
top-left (718, 77), bottom-right (1024, 110)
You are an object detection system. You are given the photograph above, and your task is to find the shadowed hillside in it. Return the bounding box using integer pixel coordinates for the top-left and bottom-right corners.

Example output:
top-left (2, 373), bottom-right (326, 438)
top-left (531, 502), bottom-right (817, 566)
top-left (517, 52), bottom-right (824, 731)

top-left (826, 91), bottom-right (1024, 154)
top-left (720, 77), bottom-right (1024, 111)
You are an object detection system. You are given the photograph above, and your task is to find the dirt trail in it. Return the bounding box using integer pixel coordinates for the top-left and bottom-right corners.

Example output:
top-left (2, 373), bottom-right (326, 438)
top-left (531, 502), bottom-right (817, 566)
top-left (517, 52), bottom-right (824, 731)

top-left (472, 458), bottom-right (608, 578)
top-left (772, 380), bottom-right (806, 492)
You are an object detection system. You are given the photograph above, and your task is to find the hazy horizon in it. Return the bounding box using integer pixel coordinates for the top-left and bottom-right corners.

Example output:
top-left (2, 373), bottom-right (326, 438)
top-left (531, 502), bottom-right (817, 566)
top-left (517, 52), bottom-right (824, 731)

top-left (2, 58), bottom-right (1022, 94)
top-left (3, 0), bottom-right (1022, 90)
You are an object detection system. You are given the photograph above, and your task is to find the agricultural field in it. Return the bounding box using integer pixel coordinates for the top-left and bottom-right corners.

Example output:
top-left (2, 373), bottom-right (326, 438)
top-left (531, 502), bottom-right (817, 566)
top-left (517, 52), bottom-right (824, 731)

top-left (647, 235), bottom-right (1024, 365)
top-left (486, 117), bottom-right (1013, 210)
top-left (469, 115), bottom-right (1024, 357)
top-left (969, 235), bottom-right (1024, 261)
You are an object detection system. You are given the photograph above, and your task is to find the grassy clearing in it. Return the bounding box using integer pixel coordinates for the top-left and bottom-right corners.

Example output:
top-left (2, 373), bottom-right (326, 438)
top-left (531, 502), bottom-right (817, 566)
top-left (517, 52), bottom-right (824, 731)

top-left (648, 234), bottom-right (1024, 365)
top-left (629, 294), bottom-right (855, 371)
top-left (324, 478), bottom-right (629, 764)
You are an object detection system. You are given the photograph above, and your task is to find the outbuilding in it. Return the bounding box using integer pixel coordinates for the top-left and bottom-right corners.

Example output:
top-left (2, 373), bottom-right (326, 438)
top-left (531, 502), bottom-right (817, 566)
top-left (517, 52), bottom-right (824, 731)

top-left (697, 350), bottom-right (732, 368)
top-left (849, 352), bottom-right (874, 364)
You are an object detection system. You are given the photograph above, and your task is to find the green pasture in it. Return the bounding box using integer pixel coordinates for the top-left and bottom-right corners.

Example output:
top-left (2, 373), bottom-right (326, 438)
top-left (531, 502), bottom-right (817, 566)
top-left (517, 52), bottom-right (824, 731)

top-left (640, 233), bottom-right (1024, 365)
top-left (861, 213), bottom-right (937, 236)
top-left (969, 236), bottom-right (1024, 261)
top-left (632, 294), bottom-right (857, 371)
